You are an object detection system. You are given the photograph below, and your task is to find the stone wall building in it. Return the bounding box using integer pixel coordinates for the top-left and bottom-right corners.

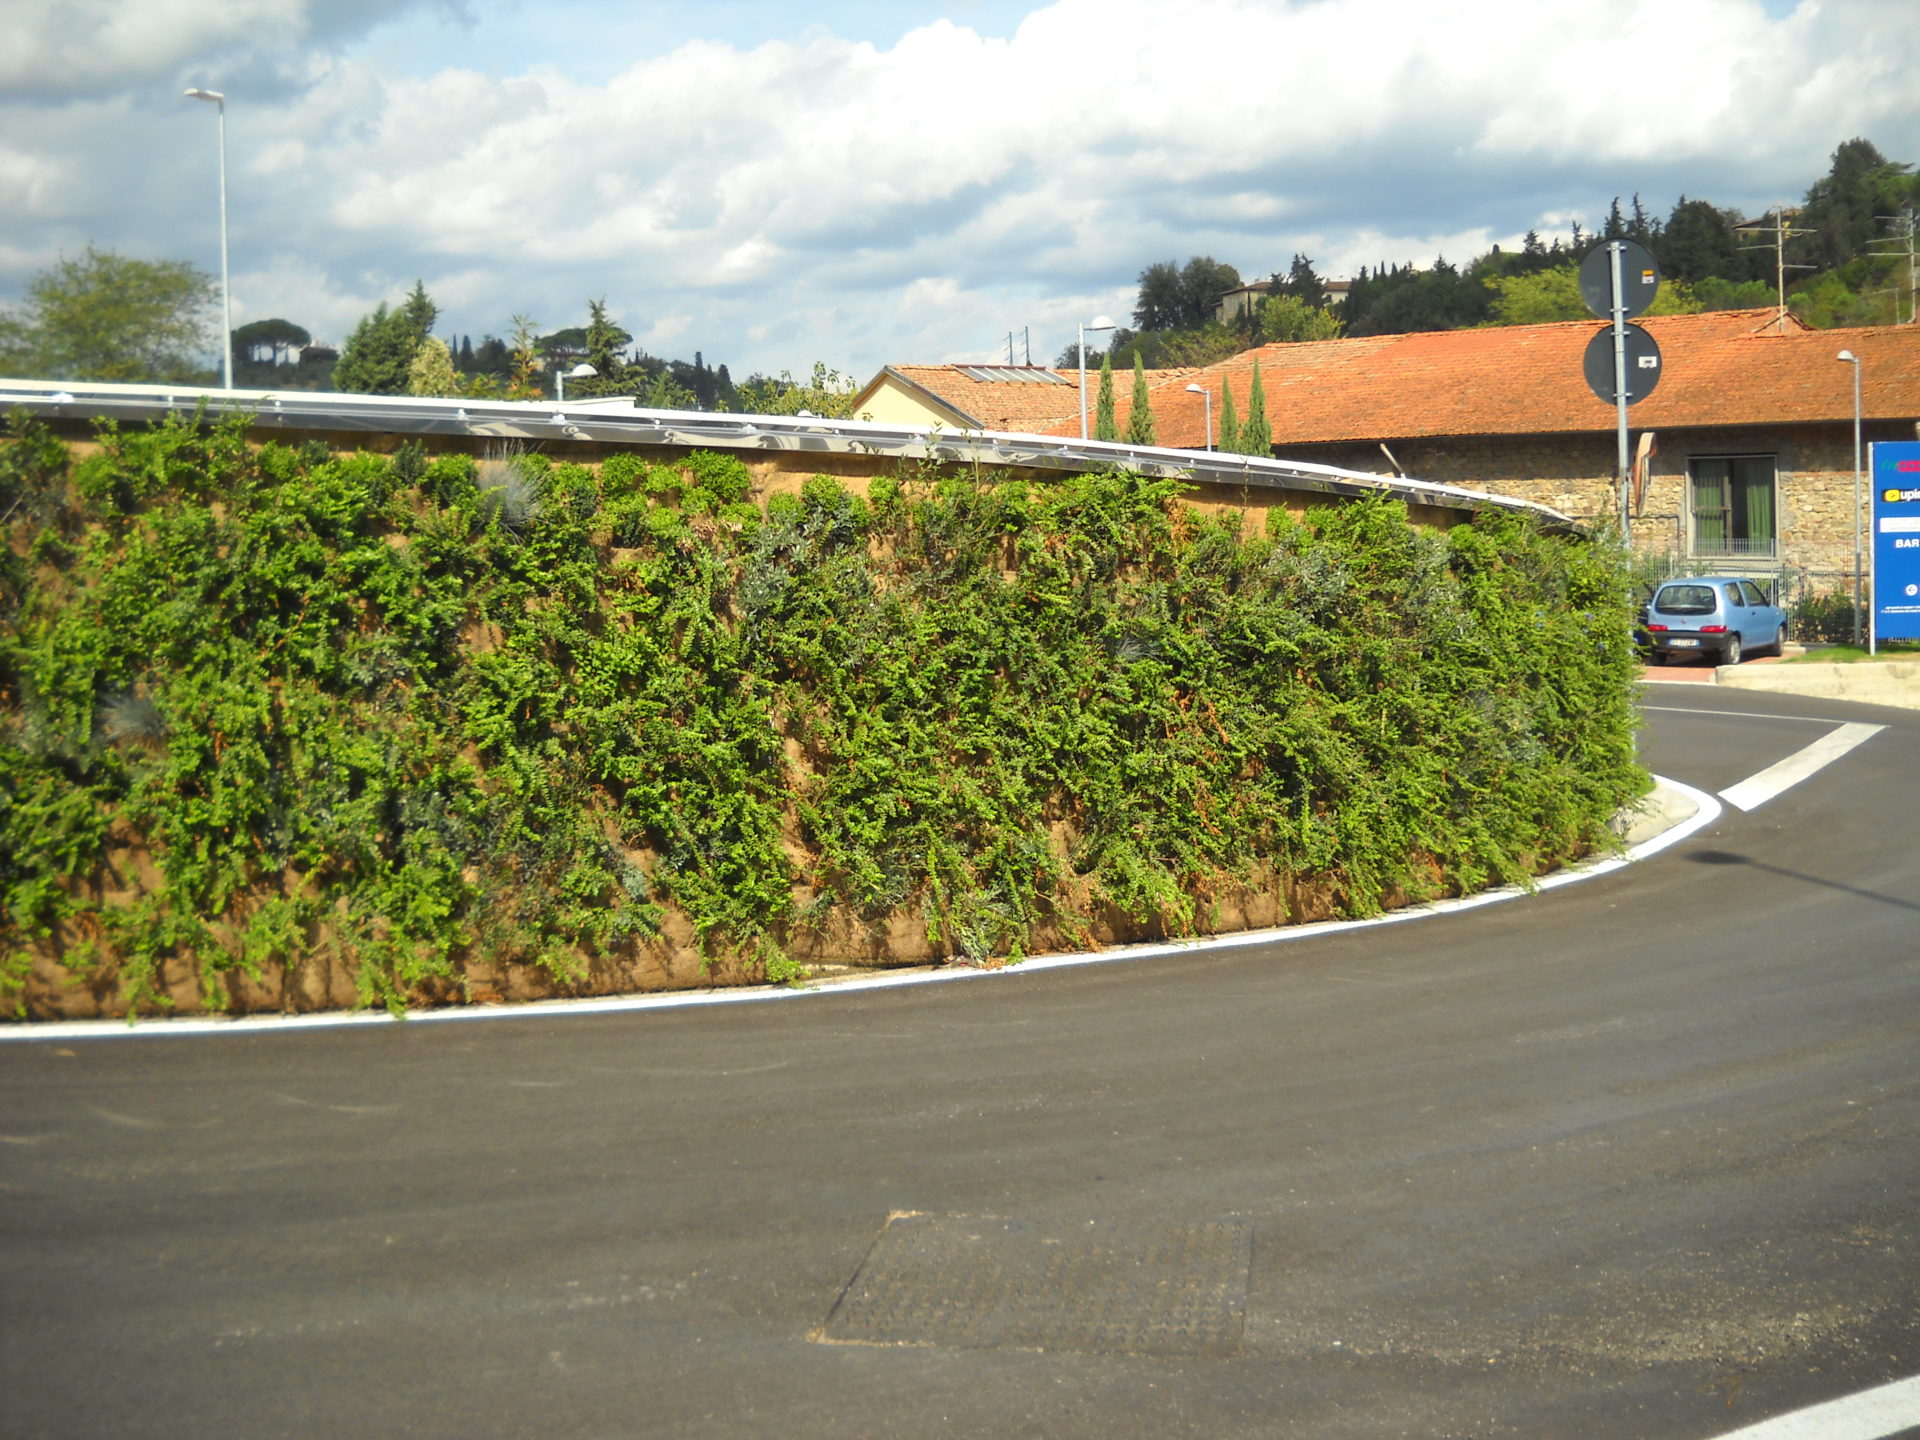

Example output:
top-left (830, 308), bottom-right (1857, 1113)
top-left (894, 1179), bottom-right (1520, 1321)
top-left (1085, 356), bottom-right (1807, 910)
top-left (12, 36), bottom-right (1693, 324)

top-left (1050, 309), bottom-right (1920, 595)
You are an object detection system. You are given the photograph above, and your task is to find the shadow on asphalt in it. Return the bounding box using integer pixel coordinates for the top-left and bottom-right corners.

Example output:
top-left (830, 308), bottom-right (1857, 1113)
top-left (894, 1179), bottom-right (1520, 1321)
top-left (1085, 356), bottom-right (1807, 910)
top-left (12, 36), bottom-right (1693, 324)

top-left (1687, 848), bottom-right (1920, 914)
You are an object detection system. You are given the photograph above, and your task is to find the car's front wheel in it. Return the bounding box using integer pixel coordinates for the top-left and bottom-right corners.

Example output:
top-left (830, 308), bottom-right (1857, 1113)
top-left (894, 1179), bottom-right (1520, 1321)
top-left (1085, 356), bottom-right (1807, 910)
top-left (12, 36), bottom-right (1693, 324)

top-left (1722, 633), bottom-right (1743, 665)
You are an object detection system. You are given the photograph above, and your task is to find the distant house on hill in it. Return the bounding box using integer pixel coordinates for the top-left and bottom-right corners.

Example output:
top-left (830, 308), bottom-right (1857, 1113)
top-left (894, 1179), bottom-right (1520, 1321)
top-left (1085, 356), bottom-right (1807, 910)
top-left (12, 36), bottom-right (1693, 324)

top-left (1049, 309), bottom-right (1920, 590)
top-left (851, 362), bottom-right (1194, 435)
top-left (1214, 278), bottom-right (1349, 326)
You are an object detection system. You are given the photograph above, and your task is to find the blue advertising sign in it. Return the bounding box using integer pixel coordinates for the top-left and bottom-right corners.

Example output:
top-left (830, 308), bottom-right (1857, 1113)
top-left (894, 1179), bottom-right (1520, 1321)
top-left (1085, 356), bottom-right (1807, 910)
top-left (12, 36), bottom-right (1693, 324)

top-left (1872, 440), bottom-right (1920, 643)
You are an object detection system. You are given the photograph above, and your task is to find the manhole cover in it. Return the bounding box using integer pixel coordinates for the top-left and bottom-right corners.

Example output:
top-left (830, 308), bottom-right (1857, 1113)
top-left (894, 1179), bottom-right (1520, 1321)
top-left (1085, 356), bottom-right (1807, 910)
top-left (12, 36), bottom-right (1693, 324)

top-left (817, 1213), bottom-right (1252, 1356)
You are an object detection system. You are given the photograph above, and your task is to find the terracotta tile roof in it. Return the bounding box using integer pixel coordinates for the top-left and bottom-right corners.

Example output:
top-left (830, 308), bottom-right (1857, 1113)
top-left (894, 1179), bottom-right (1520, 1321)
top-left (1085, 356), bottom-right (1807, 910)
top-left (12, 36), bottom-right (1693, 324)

top-left (864, 363), bottom-right (1198, 434)
top-left (1044, 310), bottom-right (1920, 448)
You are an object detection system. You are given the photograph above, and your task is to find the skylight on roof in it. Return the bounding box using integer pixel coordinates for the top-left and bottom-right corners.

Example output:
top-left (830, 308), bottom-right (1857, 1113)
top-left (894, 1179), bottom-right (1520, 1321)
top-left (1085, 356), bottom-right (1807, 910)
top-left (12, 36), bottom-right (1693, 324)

top-left (956, 366), bottom-right (1068, 384)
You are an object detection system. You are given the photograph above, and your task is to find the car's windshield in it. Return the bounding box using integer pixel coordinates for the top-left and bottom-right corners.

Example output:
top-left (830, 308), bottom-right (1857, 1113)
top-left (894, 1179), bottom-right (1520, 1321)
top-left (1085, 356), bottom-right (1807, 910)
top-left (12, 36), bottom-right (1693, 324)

top-left (1654, 584), bottom-right (1717, 616)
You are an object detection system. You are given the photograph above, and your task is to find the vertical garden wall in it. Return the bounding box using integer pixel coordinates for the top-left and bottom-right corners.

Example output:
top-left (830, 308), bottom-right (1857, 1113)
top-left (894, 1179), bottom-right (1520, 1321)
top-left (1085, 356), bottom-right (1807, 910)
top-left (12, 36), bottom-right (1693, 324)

top-left (0, 411), bottom-right (1645, 1019)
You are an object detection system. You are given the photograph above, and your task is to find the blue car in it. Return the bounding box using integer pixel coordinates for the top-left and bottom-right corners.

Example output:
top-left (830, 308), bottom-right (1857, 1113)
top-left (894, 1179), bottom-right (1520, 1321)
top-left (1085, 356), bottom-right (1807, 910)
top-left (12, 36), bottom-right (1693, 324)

top-left (1642, 575), bottom-right (1787, 665)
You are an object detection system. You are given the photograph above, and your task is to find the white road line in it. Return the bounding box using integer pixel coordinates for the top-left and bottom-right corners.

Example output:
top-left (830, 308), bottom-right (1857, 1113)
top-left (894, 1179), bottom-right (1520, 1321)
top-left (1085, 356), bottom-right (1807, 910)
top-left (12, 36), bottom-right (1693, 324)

top-left (0, 778), bottom-right (1725, 1043)
top-left (1719, 722), bottom-right (1884, 813)
top-left (1642, 705), bottom-right (1840, 723)
top-left (1708, 1373), bottom-right (1920, 1440)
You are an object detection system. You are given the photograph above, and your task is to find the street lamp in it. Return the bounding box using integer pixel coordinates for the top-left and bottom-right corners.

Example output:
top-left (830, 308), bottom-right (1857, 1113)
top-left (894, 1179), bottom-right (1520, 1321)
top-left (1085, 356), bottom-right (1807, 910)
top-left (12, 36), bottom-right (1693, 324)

top-left (1077, 315), bottom-right (1115, 439)
top-left (1185, 382), bottom-right (1212, 451)
top-left (183, 88), bottom-right (232, 389)
top-left (556, 362), bottom-right (596, 401)
top-left (1838, 348), bottom-right (1863, 647)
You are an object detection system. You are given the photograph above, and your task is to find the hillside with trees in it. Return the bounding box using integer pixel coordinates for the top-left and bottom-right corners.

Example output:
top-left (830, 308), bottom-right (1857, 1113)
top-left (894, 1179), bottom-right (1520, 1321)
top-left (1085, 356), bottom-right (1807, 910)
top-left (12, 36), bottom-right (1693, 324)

top-left (1094, 138), bottom-right (1918, 366)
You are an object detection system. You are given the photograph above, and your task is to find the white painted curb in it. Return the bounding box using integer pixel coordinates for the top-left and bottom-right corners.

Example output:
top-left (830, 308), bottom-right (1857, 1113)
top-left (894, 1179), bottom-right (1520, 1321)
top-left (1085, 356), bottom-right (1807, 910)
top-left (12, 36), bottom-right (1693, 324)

top-left (1, 777), bottom-right (1722, 1044)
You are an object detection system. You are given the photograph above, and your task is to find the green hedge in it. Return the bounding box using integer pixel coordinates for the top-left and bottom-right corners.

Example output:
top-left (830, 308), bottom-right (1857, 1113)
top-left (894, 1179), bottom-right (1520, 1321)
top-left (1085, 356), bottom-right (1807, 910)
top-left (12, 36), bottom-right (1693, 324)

top-left (0, 411), bottom-right (1645, 1016)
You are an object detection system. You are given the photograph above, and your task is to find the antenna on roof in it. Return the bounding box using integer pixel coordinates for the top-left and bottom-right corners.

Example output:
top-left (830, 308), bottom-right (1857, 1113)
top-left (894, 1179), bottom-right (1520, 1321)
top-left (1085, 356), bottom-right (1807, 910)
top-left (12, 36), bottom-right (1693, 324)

top-left (1738, 205), bottom-right (1817, 332)
top-left (1867, 205), bottom-right (1917, 325)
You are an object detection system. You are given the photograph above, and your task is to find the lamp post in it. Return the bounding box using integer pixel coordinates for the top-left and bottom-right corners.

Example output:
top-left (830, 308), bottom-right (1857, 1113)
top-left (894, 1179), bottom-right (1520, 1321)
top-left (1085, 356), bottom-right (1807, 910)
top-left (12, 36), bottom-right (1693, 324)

top-left (1185, 382), bottom-right (1212, 451)
top-left (1838, 349), bottom-right (1863, 647)
top-left (1077, 315), bottom-right (1115, 439)
top-left (184, 88), bottom-right (232, 389)
top-left (556, 362), bottom-right (596, 401)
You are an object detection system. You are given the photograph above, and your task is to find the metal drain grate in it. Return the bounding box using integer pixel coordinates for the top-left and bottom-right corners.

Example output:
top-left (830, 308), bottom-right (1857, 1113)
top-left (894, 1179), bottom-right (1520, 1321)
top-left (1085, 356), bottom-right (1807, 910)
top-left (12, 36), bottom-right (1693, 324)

top-left (817, 1213), bottom-right (1252, 1356)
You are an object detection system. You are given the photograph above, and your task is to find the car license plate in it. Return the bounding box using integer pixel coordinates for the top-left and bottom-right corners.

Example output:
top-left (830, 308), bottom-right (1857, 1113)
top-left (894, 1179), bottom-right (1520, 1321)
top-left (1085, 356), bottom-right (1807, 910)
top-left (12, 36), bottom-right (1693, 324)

top-left (1670, 638), bottom-right (1699, 648)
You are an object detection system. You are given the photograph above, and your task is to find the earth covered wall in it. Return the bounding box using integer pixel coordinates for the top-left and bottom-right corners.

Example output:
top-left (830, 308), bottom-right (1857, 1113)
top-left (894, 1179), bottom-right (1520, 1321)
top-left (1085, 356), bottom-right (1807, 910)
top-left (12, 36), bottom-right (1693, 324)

top-left (0, 412), bottom-right (1645, 1020)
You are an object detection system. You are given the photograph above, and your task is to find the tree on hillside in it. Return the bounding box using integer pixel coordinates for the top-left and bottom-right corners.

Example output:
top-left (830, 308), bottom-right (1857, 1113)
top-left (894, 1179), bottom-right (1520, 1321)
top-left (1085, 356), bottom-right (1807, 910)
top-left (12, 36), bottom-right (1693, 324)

top-left (1484, 263), bottom-right (1701, 326)
top-left (1056, 337), bottom-right (1105, 369)
top-left (233, 317), bottom-right (311, 367)
top-left (1124, 355), bottom-right (1156, 446)
top-left (1345, 257), bottom-right (1488, 335)
top-left (1796, 138), bottom-right (1918, 274)
top-left (1272, 254), bottom-right (1328, 309)
top-left (1106, 322), bottom-right (1246, 371)
top-left (334, 280), bottom-right (439, 394)
top-left (1133, 261), bottom-right (1185, 331)
top-left (1133, 256), bottom-right (1241, 331)
top-left (1658, 198), bottom-right (1754, 285)
top-left (1259, 293), bottom-right (1343, 343)
top-left (0, 245), bottom-right (215, 383)
top-left (1694, 276), bottom-right (1775, 311)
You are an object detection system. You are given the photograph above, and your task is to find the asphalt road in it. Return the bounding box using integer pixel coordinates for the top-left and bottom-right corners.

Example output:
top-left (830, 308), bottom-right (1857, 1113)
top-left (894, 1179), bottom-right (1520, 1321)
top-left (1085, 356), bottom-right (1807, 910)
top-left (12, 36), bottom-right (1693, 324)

top-left (4, 687), bottom-right (1918, 1440)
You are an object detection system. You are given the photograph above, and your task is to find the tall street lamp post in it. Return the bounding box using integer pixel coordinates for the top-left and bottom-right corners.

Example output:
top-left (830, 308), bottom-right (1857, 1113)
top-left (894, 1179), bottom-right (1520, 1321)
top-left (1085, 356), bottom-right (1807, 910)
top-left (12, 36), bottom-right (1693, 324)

top-left (184, 89), bottom-right (232, 389)
top-left (1838, 348), bottom-right (1863, 647)
top-left (1077, 315), bottom-right (1115, 439)
top-left (1185, 383), bottom-right (1212, 451)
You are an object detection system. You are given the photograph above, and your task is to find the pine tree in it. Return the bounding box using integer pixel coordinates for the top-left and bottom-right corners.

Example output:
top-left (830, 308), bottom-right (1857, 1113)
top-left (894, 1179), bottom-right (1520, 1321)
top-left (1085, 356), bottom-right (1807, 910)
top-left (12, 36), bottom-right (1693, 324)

top-left (1241, 360), bottom-right (1270, 455)
top-left (1094, 354), bottom-right (1118, 441)
top-left (1124, 355), bottom-right (1156, 445)
top-left (334, 281), bottom-right (439, 394)
top-left (400, 280), bottom-right (437, 342)
top-left (332, 304), bottom-right (412, 394)
top-left (1217, 375), bottom-right (1240, 454)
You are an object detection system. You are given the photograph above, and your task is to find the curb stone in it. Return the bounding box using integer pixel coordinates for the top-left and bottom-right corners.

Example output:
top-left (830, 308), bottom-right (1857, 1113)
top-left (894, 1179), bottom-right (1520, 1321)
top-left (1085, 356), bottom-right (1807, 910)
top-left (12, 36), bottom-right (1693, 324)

top-left (0, 779), bottom-right (1722, 1042)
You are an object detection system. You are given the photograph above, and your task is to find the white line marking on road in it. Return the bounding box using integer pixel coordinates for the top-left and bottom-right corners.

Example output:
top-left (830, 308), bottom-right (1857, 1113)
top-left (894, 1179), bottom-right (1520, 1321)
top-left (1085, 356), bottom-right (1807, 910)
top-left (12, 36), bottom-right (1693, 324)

top-left (0, 778), bottom-right (1726, 1043)
top-left (1642, 705), bottom-right (1842, 723)
top-left (1708, 1372), bottom-right (1920, 1440)
top-left (1719, 722), bottom-right (1884, 813)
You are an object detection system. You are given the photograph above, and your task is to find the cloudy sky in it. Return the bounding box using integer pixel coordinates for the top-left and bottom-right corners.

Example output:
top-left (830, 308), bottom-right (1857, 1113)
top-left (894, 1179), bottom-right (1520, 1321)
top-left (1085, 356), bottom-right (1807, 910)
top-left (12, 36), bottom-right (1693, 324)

top-left (3, 0), bottom-right (1916, 382)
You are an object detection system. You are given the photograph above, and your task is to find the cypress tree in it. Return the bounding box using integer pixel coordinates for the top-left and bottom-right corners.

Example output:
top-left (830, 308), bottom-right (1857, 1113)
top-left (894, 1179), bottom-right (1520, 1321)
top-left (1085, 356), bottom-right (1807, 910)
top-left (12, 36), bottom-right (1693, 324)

top-left (1241, 360), bottom-right (1270, 455)
top-left (1124, 354), bottom-right (1156, 445)
top-left (1217, 375), bottom-right (1240, 454)
top-left (1094, 354), bottom-right (1118, 441)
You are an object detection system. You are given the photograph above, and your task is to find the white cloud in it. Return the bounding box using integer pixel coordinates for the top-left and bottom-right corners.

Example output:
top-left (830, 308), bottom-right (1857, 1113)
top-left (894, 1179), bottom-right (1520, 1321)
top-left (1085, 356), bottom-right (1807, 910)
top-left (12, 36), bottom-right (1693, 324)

top-left (0, 0), bottom-right (1915, 379)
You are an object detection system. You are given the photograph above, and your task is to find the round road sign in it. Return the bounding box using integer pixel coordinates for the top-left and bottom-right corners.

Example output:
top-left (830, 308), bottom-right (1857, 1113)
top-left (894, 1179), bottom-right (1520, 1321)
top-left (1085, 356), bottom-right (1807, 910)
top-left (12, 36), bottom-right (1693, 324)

top-left (1579, 239), bottom-right (1661, 320)
top-left (1583, 322), bottom-right (1663, 405)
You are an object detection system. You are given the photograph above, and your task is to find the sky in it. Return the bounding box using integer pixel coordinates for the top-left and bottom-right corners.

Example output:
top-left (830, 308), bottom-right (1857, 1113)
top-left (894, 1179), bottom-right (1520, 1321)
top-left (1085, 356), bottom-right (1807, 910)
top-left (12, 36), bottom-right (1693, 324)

top-left (2, 0), bottom-right (1917, 384)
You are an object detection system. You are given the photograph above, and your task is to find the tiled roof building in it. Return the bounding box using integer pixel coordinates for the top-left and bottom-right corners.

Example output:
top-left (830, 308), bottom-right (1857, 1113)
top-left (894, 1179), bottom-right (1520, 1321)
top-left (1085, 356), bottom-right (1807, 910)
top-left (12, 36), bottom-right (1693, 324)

top-left (1046, 310), bottom-right (1920, 587)
top-left (853, 362), bottom-right (1196, 435)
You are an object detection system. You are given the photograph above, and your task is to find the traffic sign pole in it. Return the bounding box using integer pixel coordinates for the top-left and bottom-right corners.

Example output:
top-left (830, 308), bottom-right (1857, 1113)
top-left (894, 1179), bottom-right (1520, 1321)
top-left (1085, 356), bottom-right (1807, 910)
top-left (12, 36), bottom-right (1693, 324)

top-left (1610, 242), bottom-right (1632, 545)
top-left (1580, 238), bottom-right (1662, 550)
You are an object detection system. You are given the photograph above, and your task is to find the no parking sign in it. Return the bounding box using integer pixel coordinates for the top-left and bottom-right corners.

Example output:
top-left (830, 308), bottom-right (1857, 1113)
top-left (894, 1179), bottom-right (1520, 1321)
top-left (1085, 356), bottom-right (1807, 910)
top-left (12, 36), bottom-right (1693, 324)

top-left (1873, 440), bottom-right (1920, 643)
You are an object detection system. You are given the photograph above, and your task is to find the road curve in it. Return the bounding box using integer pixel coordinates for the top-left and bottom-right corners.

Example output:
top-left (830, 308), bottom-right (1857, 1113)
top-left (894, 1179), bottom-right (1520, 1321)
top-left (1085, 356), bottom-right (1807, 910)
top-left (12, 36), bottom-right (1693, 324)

top-left (3, 688), bottom-right (1917, 1440)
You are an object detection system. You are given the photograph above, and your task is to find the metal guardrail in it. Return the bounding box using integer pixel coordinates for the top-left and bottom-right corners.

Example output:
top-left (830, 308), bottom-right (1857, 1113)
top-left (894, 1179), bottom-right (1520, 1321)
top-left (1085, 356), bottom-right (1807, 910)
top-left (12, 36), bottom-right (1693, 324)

top-left (0, 378), bottom-right (1576, 529)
